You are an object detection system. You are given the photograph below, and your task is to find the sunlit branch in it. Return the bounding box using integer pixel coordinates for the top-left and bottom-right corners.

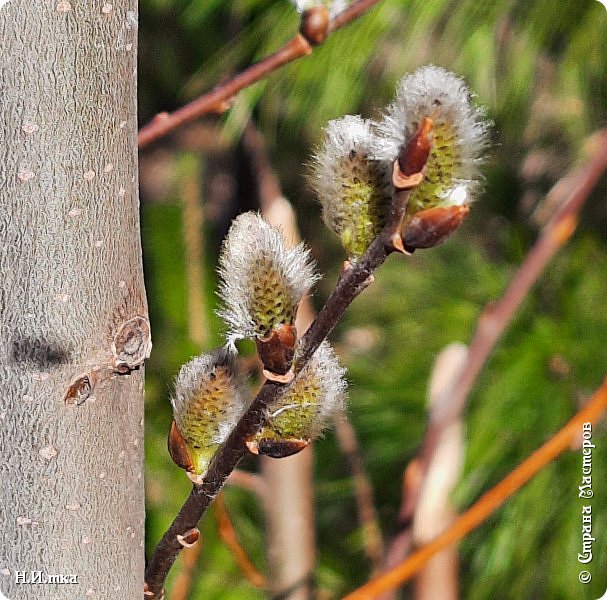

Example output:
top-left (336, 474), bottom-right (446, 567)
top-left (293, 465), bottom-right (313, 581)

top-left (137, 0), bottom-right (383, 149)
top-left (343, 374), bottom-right (607, 599)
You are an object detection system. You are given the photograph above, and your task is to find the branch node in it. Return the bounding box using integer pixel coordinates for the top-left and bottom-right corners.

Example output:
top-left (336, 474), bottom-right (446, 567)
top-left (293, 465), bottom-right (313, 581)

top-left (382, 231), bottom-right (409, 255)
top-left (63, 370), bottom-right (97, 405)
top-left (177, 528), bottom-right (201, 548)
top-left (186, 472), bottom-right (205, 485)
top-left (111, 315), bottom-right (152, 374)
top-left (262, 368), bottom-right (295, 383)
top-left (300, 7), bottom-right (330, 46)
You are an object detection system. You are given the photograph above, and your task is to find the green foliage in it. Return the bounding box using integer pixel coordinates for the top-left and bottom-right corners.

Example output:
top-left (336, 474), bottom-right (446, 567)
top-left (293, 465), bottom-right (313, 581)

top-left (457, 237), bottom-right (607, 600)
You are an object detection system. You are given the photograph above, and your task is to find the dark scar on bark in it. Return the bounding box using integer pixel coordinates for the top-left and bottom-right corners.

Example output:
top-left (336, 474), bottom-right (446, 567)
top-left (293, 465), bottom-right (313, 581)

top-left (11, 336), bottom-right (72, 368)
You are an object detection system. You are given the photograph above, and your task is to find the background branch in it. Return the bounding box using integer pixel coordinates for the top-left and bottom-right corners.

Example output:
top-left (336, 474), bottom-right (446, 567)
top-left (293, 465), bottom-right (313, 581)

top-left (137, 0), bottom-right (383, 148)
top-left (334, 415), bottom-right (385, 575)
top-left (343, 373), bottom-right (607, 599)
top-left (379, 128), bottom-right (607, 596)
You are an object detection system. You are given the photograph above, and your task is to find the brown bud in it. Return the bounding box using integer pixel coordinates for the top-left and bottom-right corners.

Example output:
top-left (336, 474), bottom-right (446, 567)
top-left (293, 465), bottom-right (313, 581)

top-left (256, 323), bottom-right (297, 377)
top-left (300, 7), bottom-right (330, 45)
top-left (167, 420), bottom-right (194, 472)
top-left (177, 528), bottom-right (201, 548)
top-left (401, 204), bottom-right (469, 250)
top-left (397, 116), bottom-right (434, 179)
top-left (246, 438), bottom-right (310, 459)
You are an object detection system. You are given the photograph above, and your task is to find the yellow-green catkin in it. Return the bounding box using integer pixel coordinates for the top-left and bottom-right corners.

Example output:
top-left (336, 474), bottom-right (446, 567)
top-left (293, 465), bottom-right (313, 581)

top-left (374, 65), bottom-right (490, 214)
top-left (252, 341), bottom-right (347, 444)
top-left (171, 348), bottom-right (247, 476)
top-left (217, 212), bottom-right (318, 344)
top-left (311, 115), bottom-right (393, 260)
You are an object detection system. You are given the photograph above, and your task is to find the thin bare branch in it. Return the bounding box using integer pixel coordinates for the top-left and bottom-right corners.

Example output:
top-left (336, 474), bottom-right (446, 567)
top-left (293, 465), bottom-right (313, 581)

top-left (334, 415), bottom-right (385, 574)
top-left (379, 128), bottom-right (607, 594)
top-left (137, 0), bottom-right (383, 148)
top-left (214, 493), bottom-right (267, 588)
top-left (342, 374), bottom-right (607, 599)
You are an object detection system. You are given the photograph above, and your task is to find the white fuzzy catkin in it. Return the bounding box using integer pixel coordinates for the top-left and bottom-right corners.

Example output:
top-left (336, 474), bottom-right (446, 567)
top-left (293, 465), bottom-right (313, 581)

top-left (217, 212), bottom-right (318, 343)
top-left (171, 348), bottom-right (248, 474)
top-left (292, 0), bottom-right (348, 18)
top-left (310, 115), bottom-right (393, 258)
top-left (373, 65), bottom-right (490, 211)
top-left (261, 340), bottom-right (347, 441)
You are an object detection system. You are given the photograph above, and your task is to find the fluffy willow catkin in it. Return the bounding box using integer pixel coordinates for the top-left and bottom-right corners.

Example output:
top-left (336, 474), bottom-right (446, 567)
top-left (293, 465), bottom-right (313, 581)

top-left (291, 0), bottom-right (348, 18)
top-left (247, 341), bottom-right (347, 457)
top-left (374, 65), bottom-right (490, 214)
top-left (217, 212), bottom-right (318, 345)
top-left (311, 66), bottom-right (490, 255)
top-left (169, 348), bottom-right (247, 478)
top-left (310, 115), bottom-right (393, 259)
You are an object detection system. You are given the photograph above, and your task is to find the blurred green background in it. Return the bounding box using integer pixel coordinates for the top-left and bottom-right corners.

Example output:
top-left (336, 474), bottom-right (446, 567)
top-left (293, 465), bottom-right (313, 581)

top-left (139, 1), bottom-right (607, 598)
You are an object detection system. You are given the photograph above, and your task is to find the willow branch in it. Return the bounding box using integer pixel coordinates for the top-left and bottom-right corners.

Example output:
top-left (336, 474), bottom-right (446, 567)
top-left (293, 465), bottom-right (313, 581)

top-left (343, 374), bottom-right (607, 600)
top-left (138, 0), bottom-right (383, 148)
top-left (144, 221), bottom-right (400, 596)
top-left (214, 493), bottom-right (267, 588)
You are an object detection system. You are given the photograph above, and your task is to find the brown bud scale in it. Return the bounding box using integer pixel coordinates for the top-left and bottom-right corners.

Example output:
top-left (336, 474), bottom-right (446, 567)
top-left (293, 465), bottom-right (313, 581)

top-left (167, 420), bottom-right (194, 472)
top-left (401, 204), bottom-right (469, 250)
top-left (256, 438), bottom-right (310, 459)
top-left (300, 7), bottom-right (330, 45)
top-left (256, 323), bottom-right (297, 376)
top-left (177, 528), bottom-right (201, 548)
top-left (398, 116), bottom-right (434, 177)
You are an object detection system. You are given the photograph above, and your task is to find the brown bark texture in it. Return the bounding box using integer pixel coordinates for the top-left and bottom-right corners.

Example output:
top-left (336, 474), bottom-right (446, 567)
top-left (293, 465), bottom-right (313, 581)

top-left (0, 2), bottom-right (146, 599)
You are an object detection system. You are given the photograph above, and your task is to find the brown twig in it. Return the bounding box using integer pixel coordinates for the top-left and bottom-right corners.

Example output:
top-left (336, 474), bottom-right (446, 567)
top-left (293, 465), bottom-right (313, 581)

top-left (379, 128), bottom-right (607, 594)
top-left (214, 493), bottom-right (267, 588)
top-left (144, 113), bottom-right (430, 597)
top-left (342, 374), bottom-right (607, 599)
top-left (137, 0), bottom-right (383, 148)
top-left (334, 415), bottom-right (385, 574)
top-left (431, 128), bottom-right (607, 430)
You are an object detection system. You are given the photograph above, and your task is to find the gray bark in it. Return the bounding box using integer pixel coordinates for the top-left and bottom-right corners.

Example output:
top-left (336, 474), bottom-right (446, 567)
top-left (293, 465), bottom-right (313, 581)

top-left (0, 2), bottom-right (147, 599)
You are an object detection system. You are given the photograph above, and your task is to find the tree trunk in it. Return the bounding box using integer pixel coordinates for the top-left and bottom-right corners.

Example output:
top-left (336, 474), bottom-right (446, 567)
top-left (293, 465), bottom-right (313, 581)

top-left (0, 2), bottom-right (147, 599)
